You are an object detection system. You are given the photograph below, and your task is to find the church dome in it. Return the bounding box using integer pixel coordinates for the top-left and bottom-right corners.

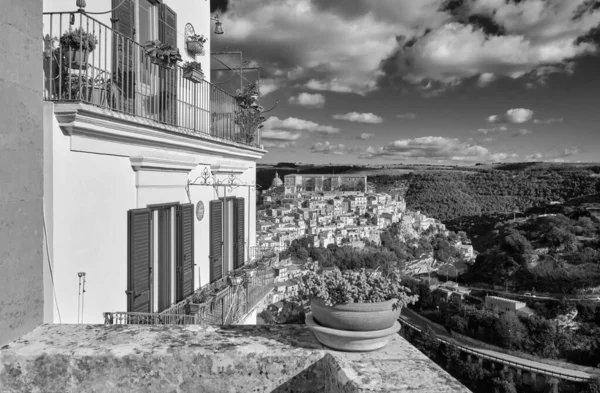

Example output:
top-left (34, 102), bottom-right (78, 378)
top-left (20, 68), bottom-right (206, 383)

top-left (271, 172), bottom-right (283, 188)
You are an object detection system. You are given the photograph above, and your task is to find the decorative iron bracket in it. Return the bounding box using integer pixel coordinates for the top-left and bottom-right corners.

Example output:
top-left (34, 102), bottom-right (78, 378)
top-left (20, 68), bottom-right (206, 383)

top-left (187, 166), bottom-right (259, 193)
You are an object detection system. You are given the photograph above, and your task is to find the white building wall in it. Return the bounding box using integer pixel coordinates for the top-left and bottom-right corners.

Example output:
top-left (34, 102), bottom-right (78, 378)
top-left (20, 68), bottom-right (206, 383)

top-left (44, 102), bottom-right (262, 323)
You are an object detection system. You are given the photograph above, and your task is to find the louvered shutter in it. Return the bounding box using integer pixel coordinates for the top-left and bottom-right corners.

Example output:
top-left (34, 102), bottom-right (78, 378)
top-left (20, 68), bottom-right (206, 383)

top-left (209, 200), bottom-right (223, 283)
top-left (158, 4), bottom-right (178, 125)
top-left (176, 203), bottom-right (194, 301)
top-left (127, 208), bottom-right (151, 312)
top-left (112, 0), bottom-right (136, 111)
top-left (233, 198), bottom-right (245, 269)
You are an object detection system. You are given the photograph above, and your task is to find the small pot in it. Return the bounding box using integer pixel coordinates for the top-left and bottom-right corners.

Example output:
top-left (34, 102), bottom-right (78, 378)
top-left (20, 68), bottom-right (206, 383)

top-left (62, 46), bottom-right (89, 69)
top-left (186, 40), bottom-right (205, 56)
top-left (227, 275), bottom-right (244, 286)
top-left (310, 298), bottom-right (400, 332)
top-left (183, 68), bottom-right (204, 83)
top-left (151, 57), bottom-right (175, 70)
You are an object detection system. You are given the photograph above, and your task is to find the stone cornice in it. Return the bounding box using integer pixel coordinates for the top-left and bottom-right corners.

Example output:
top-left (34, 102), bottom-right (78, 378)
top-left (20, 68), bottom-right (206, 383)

top-left (52, 103), bottom-right (266, 161)
top-left (210, 164), bottom-right (247, 175)
top-left (130, 157), bottom-right (205, 172)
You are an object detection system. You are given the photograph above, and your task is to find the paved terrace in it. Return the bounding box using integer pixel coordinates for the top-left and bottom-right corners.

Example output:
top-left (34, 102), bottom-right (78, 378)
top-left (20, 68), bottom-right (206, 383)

top-left (0, 324), bottom-right (470, 392)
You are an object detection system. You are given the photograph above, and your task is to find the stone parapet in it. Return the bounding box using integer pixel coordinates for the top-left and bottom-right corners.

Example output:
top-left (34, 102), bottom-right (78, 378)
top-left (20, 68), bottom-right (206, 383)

top-left (0, 324), bottom-right (470, 392)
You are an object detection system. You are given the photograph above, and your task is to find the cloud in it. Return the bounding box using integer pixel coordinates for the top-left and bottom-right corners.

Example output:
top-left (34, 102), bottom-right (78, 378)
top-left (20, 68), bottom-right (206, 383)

top-left (394, 2), bottom-right (600, 88)
top-left (488, 108), bottom-right (534, 124)
top-left (358, 136), bottom-right (514, 162)
top-left (258, 78), bottom-right (279, 96)
top-left (288, 92), bottom-right (326, 108)
top-left (218, 0), bottom-right (600, 96)
top-left (333, 112), bottom-right (383, 124)
top-left (513, 129), bottom-right (533, 137)
top-left (358, 133), bottom-right (375, 140)
top-left (396, 113), bottom-right (417, 120)
top-left (262, 141), bottom-right (296, 149)
top-left (263, 116), bottom-right (340, 134)
top-left (261, 130), bottom-right (302, 141)
top-left (533, 117), bottom-right (564, 124)
top-left (311, 141), bottom-right (347, 155)
top-left (477, 73), bottom-right (497, 87)
top-left (476, 125), bottom-right (507, 135)
top-left (525, 146), bottom-right (580, 161)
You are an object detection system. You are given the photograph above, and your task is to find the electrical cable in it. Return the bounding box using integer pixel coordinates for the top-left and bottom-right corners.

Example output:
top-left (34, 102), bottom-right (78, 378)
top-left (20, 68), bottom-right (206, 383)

top-left (43, 206), bottom-right (62, 323)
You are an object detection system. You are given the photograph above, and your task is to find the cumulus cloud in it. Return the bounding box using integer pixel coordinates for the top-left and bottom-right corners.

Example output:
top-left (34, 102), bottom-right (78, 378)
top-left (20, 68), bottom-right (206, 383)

top-left (288, 92), bottom-right (326, 108)
top-left (533, 117), bottom-right (564, 124)
top-left (258, 78), bottom-right (279, 96)
top-left (358, 136), bottom-right (513, 162)
top-left (217, 0), bottom-right (600, 96)
top-left (261, 130), bottom-right (302, 141)
top-left (262, 141), bottom-right (296, 149)
top-left (311, 141), bottom-right (347, 155)
top-left (525, 146), bottom-right (580, 161)
top-left (358, 133), bottom-right (375, 140)
top-left (477, 73), bottom-right (497, 87)
top-left (333, 112), bottom-right (383, 124)
top-left (263, 116), bottom-right (340, 134)
top-left (476, 125), bottom-right (507, 135)
top-left (488, 108), bottom-right (535, 124)
top-left (396, 113), bottom-right (417, 120)
top-left (513, 129), bottom-right (533, 137)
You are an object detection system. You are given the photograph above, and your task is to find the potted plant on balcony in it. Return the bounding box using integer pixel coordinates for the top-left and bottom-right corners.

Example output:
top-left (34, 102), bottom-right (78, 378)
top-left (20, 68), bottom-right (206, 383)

top-left (186, 33), bottom-right (207, 56)
top-left (298, 267), bottom-right (418, 352)
top-left (182, 61), bottom-right (204, 83)
top-left (59, 27), bottom-right (98, 69)
top-left (143, 39), bottom-right (182, 70)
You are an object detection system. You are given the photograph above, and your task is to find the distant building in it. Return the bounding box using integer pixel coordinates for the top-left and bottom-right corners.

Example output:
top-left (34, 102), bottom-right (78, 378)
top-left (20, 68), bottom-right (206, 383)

top-left (484, 296), bottom-right (534, 318)
top-left (284, 174), bottom-right (367, 194)
top-left (270, 172), bottom-right (283, 189)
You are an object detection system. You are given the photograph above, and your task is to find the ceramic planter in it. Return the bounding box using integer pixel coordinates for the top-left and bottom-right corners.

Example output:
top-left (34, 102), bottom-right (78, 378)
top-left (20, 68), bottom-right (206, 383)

top-left (310, 298), bottom-right (400, 332)
top-left (151, 57), bottom-right (175, 70)
top-left (183, 68), bottom-right (204, 83)
top-left (306, 313), bottom-right (400, 352)
top-left (227, 275), bottom-right (244, 286)
top-left (186, 40), bottom-right (205, 56)
top-left (63, 47), bottom-right (89, 69)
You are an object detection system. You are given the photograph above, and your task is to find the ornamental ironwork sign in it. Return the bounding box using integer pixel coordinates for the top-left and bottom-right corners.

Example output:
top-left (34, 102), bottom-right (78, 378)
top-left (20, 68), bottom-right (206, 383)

top-left (187, 166), bottom-right (258, 193)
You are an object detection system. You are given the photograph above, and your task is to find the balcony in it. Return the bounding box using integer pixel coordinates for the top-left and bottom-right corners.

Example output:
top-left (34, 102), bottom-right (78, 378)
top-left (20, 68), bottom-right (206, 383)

top-left (42, 11), bottom-right (262, 149)
top-left (103, 247), bottom-right (281, 326)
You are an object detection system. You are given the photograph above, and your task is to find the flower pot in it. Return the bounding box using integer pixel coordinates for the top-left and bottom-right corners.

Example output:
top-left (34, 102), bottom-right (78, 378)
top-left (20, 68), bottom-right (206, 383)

top-left (62, 46), bottom-right (89, 69)
top-left (310, 298), bottom-right (400, 332)
top-left (227, 275), bottom-right (244, 286)
top-left (186, 40), bottom-right (205, 56)
top-left (151, 57), bottom-right (174, 70)
top-left (306, 313), bottom-right (400, 352)
top-left (183, 68), bottom-right (204, 84)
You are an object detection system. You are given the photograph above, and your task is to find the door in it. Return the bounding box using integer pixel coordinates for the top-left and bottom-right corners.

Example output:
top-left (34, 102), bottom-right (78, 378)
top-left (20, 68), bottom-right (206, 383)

top-left (127, 209), bottom-right (152, 312)
top-left (155, 207), bottom-right (172, 312)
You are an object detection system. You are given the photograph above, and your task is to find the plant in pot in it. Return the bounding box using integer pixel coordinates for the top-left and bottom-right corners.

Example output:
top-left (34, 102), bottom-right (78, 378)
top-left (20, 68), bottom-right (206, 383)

top-left (297, 267), bottom-right (418, 352)
top-left (144, 39), bottom-right (182, 70)
top-left (186, 288), bottom-right (216, 315)
top-left (227, 271), bottom-right (245, 286)
top-left (182, 61), bottom-right (204, 83)
top-left (186, 33), bottom-right (207, 56)
top-left (59, 27), bottom-right (98, 69)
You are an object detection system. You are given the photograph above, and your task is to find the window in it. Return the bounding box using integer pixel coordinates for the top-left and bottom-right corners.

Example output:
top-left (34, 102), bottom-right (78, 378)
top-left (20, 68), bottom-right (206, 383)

top-left (127, 203), bottom-right (194, 313)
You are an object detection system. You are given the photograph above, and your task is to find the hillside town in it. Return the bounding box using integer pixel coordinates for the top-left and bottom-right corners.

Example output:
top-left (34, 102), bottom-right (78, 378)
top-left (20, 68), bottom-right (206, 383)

top-left (256, 172), bottom-right (452, 251)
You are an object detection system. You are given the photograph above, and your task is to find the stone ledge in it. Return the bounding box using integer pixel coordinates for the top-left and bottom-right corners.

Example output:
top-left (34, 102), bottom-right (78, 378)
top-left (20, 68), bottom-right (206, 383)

top-left (0, 324), bottom-right (470, 393)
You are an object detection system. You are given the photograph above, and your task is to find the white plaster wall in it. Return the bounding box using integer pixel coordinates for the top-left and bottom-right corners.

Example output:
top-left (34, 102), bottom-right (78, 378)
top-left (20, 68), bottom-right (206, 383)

top-left (45, 111), bottom-right (261, 323)
top-left (45, 106), bottom-right (135, 324)
top-left (238, 308), bottom-right (258, 325)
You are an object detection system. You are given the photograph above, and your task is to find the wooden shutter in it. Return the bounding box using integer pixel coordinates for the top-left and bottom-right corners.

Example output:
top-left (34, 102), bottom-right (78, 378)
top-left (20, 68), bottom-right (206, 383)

top-left (112, 0), bottom-right (136, 111)
top-left (176, 203), bottom-right (194, 302)
top-left (209, 200), bottom-right (223, 283)
top-left (233, 198), bottom-right (245, 269)
top-left (127, 208), bottom-right (151, 313)
top-left (158, 4), bottom-right (178, 125)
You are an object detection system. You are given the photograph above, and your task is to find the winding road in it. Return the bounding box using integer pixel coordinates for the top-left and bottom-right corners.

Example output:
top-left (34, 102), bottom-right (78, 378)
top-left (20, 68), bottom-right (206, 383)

top-left (400, 308), bottom-right (596, 382)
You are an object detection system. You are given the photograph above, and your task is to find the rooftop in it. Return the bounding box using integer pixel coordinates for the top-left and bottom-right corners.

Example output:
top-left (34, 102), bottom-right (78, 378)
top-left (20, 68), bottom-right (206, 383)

top-left (0, 324), bottom-right (470, 393)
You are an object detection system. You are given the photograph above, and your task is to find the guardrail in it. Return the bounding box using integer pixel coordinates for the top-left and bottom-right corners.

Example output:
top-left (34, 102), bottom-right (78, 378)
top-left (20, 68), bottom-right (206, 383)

top-left (103, 311), bottom-right (196, 325)
top-left (399, 317), bottom-right (591, 383)
top-left (42, 11), bottom-right (261, 148)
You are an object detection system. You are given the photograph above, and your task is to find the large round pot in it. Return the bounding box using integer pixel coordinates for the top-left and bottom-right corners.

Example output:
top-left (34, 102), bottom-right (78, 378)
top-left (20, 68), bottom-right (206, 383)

top-left (311, 298), bottom-right (400, 332)
top-left (306, 313), bottom-right (400, 352)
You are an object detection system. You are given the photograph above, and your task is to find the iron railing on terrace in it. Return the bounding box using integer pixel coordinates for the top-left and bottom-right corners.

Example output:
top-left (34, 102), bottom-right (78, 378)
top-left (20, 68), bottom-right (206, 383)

top-left (42, 11), bottom-right (261, 148)
top-left (104, 251), bottom-right (279, 326)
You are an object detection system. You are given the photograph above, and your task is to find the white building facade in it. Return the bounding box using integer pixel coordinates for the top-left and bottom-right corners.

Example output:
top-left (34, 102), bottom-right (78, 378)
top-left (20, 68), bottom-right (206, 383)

top-left (42, 0), bottom-right (265, 323)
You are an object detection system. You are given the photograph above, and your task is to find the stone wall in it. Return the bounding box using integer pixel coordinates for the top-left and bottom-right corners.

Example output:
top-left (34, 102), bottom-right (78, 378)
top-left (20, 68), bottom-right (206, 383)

top-left (0, 0), bottom-right (44, 345)
top-left (0, 324), bottom-right (471, 392)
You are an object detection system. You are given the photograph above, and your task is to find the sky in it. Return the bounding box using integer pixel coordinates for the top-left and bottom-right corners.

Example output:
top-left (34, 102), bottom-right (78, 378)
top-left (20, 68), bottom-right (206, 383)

top-left (209, 0), bottom-right (600, 165)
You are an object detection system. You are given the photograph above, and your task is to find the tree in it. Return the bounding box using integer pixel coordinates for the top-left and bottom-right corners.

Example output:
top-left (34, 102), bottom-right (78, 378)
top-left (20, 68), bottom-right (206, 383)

top-left (413, 325), bottom-right (440, 359)
top-left (494, 312), bottom-right (527, 350)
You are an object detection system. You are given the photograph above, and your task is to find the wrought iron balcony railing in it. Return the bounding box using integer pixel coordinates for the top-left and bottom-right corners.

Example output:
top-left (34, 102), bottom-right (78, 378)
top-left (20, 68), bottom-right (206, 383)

top-left (43, 11), bottom-right (262, 148)
top-left (104, 248), bottom-right (280, 326)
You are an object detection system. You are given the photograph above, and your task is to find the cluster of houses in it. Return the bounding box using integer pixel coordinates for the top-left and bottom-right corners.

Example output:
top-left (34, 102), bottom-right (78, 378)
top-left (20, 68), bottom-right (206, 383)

top-left (256, 173), bottom-right (412, 250)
